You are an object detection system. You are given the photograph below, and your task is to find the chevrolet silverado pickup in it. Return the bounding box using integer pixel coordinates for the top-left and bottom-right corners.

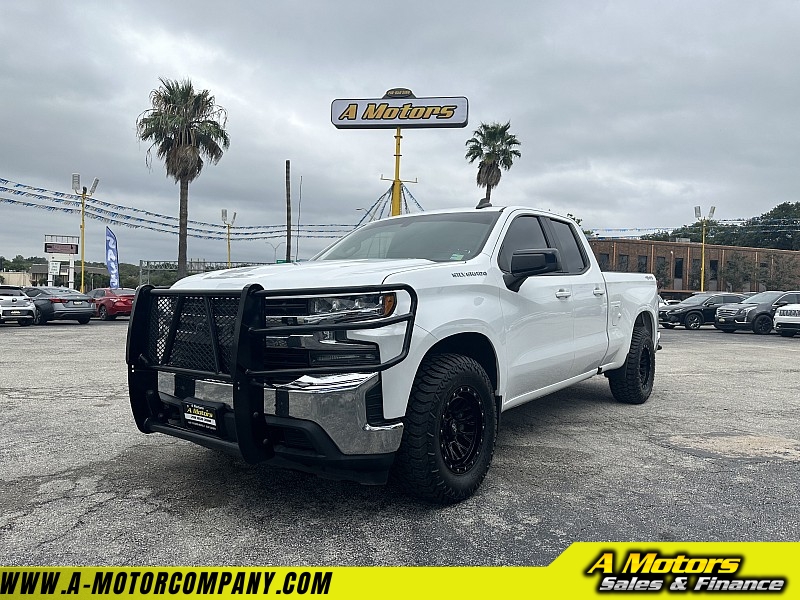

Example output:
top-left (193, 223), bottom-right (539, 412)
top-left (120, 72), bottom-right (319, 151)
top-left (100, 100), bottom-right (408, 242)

top-left (126, 205), bottom-right (659, 503)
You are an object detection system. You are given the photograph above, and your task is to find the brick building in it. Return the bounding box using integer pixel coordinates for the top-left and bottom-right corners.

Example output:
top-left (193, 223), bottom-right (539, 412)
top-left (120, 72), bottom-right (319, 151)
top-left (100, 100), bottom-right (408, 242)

top-left (588, 238), bottom-right (800, 297)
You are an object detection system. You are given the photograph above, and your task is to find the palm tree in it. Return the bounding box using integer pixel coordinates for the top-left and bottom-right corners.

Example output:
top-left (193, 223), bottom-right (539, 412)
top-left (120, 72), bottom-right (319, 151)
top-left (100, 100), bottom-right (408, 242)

top-left (136, 77), bottom-right (230, 278)
top-left (465, 121), bottom-right (521, 203)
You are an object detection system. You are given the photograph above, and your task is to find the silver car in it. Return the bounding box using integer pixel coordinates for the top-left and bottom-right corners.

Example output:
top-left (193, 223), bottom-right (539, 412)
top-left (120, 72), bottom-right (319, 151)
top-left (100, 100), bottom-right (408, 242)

top-left (0, 285), bottom-right (36, 326)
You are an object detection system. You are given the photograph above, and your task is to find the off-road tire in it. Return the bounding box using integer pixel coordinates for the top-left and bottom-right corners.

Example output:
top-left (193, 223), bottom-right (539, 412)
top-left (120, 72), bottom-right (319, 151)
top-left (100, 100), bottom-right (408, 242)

top-left (752, 314), bottom-right (772, 335)
top-left (684, 312), bottom-right (703, 330)
top-left (608, 327), bottom-right (655, 405)
top-left (393, 353), bottom-right (497, 504)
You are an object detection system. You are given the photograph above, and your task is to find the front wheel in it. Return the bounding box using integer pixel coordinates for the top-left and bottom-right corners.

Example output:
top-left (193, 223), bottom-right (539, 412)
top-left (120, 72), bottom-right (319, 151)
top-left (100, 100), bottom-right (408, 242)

top-left (393, 353), bottom-right (497, 504)
top-left (752, 314), bottom-right (773, 335)
top-left (684, 312), bottom-right (703, 330)
top-left (607, 327), bottom-right (655, 405)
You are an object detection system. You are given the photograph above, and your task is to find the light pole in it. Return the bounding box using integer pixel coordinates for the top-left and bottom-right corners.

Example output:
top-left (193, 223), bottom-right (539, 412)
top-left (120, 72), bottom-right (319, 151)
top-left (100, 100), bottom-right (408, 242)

top-left (72, 173), bottom-right (99, 293)
top-left (265, 241), bottom-right (285, 263)
top-left (694, 205), bottom-right (716, 292)
top-left (221, 209), bottom-right (237, 267)
top-left (356, 206), bottom-right (377, 224)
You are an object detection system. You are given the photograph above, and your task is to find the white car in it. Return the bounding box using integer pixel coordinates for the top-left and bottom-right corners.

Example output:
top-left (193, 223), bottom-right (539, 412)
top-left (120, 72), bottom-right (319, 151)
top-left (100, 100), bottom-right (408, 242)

top-left (0, 285), bottom-right (35, 326)
top-left (774, 304), bottom-right (800, 338)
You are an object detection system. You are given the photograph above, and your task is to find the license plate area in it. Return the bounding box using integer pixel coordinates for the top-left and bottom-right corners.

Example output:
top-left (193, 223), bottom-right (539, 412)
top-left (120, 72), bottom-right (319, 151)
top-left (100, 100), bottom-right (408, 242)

top-left (181, 399), bottom-right (225, 435)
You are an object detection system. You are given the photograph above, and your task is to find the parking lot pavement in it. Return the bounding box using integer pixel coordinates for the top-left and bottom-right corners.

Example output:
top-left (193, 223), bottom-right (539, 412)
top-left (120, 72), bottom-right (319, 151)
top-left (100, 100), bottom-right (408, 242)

top-left (0, 322), bottom-right (799, 566)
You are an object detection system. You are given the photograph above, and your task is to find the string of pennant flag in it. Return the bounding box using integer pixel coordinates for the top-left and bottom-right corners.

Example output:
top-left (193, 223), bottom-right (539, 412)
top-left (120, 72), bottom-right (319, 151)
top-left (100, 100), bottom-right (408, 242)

top-left (2, 176), bottom-right (799, 238)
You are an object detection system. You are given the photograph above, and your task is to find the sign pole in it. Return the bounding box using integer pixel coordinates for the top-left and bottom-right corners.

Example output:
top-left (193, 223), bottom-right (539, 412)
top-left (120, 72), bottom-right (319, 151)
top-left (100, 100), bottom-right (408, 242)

top-left (391, 127), bottom-right (402, 216)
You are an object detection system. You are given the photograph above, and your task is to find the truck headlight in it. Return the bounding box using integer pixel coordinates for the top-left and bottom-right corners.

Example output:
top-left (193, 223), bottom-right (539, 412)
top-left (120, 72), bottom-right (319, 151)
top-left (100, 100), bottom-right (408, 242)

top-left (310, 293), bottom-right (396, 322)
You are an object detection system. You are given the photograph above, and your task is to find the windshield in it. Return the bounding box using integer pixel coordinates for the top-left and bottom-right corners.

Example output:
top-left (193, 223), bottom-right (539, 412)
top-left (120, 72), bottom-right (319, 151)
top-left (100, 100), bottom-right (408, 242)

top-left (314, 212), bottom-right (501, 262)
top-left (680, 294), bottom-right (714, 306)
top-left (742, 291), bottom-right (783, 304)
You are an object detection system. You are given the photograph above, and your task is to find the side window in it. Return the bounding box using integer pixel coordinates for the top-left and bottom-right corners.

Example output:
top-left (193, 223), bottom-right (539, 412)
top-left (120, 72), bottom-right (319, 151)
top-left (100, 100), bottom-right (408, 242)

top-left (708, 295), bottom-right (723, 305)
top-left (726, 295), bottom-right (743, 304)
top-left (548, 219), bottom-right (588, 274)
top-left (497, 216), bottom-right (549, 272)
top-left (26, 289), bottom-right (40, 297)
top-left (779, 294), bottom-right (798, 305)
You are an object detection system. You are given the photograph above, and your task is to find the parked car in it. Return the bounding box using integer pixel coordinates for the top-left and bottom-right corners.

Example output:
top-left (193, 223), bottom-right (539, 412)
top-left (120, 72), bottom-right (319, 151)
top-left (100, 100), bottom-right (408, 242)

top-left (23, 287), bottom-right (95, 325)
top-left (0, 285), bottom-right (35, 326)
top-left (87, 287), bottom-right (136, 320)
top-left (774, 304), bottom-right (800, 338)
top-left (715, 290), bottom-right (800, 334)
top-left (658, 292), bottom-right (748, 330)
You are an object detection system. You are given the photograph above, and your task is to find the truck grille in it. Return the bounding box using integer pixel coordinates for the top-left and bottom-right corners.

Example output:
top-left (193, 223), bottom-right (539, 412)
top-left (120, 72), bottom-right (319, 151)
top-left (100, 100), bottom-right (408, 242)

top-left (779, 309), bottom-right (800, 317)
top-left (147, 295), bottom-right (239, 375)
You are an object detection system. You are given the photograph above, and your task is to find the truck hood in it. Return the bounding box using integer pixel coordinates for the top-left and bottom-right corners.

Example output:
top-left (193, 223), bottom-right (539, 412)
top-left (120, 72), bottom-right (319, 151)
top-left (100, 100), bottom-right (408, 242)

top-left (170, 259), bottom-right (437, 291)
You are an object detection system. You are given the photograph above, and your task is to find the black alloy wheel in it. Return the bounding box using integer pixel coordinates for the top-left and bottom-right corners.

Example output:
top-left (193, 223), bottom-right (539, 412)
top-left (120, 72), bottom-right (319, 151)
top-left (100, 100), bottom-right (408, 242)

top-left (439, 385), bottom-right (485, 475)
top-left (752, 314), bottom-right (773, 335)
top-left (684, 312), bottom-right (703, 330)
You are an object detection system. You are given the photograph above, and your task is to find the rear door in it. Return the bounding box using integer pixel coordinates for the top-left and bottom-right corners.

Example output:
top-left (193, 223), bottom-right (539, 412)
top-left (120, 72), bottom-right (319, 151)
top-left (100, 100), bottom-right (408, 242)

top-left (543, 217), bottom-right (609, 378)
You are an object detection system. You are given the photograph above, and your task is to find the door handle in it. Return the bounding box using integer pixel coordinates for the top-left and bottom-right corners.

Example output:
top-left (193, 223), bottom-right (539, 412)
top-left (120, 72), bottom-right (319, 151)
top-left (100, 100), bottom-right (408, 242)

top-left (555, 289), bottom-right (572, 299)
top-left (593, 288), bottom-right (606, 296)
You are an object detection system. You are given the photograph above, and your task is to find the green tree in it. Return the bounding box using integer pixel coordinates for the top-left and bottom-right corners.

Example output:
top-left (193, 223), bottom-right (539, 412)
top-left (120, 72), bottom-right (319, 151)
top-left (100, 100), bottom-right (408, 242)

top-left (654, 260), bottom-right (671, 290)
top-left (721, 252), bottom-right (753, 293)
top-left (465, 121), bottom-right (521, 203)
top-left (136, 78), bottom-right (230, 278)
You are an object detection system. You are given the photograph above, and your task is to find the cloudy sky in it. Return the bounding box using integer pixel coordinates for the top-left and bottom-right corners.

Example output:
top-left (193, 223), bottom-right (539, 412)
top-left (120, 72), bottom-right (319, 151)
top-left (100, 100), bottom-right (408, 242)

top-left (2, 0), bottom-right (799, 267)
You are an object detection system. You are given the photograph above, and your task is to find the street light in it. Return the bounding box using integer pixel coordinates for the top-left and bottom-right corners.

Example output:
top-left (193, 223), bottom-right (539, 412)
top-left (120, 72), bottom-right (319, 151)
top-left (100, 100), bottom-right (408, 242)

top-left (265, 241), bottom-right (285, 263)
top-left (694, 205), bottom-right (716, 292)
top-left (221, 209), bottom-right (237, 267)
top-left (72, 173), bottom-right (99, 293)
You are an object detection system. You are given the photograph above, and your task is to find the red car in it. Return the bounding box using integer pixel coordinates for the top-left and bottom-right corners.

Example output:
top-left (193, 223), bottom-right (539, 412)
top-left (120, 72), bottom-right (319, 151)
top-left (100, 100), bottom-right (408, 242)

top-left (88, 288), bottom-right (136, 320)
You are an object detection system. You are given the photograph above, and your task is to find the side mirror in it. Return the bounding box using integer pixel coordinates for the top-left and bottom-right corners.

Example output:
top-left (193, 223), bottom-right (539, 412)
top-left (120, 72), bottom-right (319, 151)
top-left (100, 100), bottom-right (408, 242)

top-left (504, 248), bottom-right (561, 292)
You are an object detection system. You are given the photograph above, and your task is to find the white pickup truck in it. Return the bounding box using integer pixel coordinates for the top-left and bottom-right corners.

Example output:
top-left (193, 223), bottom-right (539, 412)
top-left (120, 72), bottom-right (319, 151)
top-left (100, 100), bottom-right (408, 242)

top-left (126, 205), bottom-right (659, 503)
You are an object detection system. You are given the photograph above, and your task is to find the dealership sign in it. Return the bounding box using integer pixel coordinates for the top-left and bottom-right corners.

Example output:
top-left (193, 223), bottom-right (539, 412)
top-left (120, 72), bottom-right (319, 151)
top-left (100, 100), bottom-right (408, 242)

top-left (331, 89), bottom-right (468, 129)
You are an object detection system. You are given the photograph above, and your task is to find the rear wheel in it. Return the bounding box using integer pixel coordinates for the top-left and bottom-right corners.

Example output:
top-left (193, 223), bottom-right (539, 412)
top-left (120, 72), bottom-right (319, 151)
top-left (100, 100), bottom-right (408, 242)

top-left (779, 330), bottom-right (795, 338)
top-left (98, 305), bottom-right (110, 321)
top-left (33, 309), bottom-right (46, 326)
top-left (608, 327), bottom-right (655, 405)
top-left (78, 317), bottom-right (90, 325)
top-left (18, 320), bottom-right (32, 327)
top-left (752, 314), bottom-right (773, 335)
top-left (684, 312), bottom-right (703, 330)
top-left (393, 353), bottom-right (497, 504)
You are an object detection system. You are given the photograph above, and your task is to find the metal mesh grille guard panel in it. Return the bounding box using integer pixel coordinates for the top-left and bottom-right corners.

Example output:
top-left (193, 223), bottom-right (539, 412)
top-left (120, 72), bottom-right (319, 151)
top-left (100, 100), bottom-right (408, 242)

top-left (127, 283), bottom-right (417, 380)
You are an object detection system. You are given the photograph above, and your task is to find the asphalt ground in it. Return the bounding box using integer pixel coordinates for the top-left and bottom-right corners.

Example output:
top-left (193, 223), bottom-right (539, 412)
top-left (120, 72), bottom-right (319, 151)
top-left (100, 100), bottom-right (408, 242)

top-left (0, 320), bottom-right (798, 566)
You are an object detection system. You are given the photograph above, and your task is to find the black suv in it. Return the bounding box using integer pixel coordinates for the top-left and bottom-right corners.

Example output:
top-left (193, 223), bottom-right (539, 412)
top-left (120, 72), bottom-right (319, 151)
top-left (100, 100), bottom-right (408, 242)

top-left (715, 290), bottom-right (800, 334)
top-left (659, 292), bottom-right (748, 330)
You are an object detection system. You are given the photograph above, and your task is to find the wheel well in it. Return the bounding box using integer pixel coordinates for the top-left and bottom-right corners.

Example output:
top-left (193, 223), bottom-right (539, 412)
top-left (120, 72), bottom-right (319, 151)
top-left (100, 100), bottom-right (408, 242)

top-left (634, 311), bottom-right (654, 337)
top-left (425, 333), bottom-right (498, 392)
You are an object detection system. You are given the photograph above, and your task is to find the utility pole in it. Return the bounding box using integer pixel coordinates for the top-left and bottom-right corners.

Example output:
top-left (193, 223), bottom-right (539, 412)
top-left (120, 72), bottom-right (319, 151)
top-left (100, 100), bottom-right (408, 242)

top-left (285, 160), bottom-right (292, 262)
top-left (72, 173), bottom-right (99, 293)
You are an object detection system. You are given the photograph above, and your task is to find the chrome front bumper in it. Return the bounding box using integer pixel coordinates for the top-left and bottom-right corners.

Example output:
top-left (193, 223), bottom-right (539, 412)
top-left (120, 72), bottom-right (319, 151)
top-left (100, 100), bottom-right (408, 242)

top-left (158, 372), bottom-right (403, 456)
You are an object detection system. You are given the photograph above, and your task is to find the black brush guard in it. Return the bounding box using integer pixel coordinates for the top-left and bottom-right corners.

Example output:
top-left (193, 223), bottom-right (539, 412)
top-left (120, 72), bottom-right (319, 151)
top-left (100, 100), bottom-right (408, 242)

top-left (126, 283), bottom-right (416, 464)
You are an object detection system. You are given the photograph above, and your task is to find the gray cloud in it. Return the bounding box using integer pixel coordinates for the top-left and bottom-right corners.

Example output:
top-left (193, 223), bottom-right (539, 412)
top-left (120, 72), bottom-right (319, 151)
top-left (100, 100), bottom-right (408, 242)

top-left (2, 0), bottom-right (799, 268)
